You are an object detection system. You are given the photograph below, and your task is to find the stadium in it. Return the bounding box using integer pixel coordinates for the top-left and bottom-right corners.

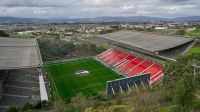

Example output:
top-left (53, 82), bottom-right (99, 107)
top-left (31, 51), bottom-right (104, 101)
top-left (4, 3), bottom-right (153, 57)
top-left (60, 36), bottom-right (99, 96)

top-left (0, 30), bottom-right (195, 111)
top-left (45, 31), bottom-right (195, 99)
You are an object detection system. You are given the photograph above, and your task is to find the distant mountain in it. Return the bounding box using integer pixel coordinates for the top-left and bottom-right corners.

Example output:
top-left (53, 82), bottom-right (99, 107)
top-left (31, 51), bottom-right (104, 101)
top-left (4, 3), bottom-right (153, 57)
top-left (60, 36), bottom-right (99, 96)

top-left (0, 17), bottom-right (47, 24)
top-left (171, 16), bottom-right (200, 22)
top-left (0, 16), bottom-right (199, 24)
top-left (49, 16), bottom-right (170, 23)
top-left (92, 16), bottom-right (169, 23)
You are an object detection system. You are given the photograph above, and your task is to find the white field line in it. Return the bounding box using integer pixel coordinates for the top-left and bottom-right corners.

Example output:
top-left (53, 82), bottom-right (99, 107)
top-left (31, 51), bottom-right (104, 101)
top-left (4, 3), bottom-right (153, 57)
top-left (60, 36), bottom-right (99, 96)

top-left (51, 76), bottom-right (61, 100)
top-left (45, 57), bottom-right (94, 65)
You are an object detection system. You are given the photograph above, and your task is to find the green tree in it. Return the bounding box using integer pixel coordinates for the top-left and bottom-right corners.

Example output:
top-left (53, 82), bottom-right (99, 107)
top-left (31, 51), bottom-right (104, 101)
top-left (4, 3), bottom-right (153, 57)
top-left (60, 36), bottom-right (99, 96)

top-left (173, 73), bottom-right (195, 111)
top-left (0, 30), bottom-right (9, 37)
top-left (163, 53), bottom-right (200, 111)
top-left (6, 107), bottom-right (19, 112)
top-left (176, 29), bottom-right (186, 35)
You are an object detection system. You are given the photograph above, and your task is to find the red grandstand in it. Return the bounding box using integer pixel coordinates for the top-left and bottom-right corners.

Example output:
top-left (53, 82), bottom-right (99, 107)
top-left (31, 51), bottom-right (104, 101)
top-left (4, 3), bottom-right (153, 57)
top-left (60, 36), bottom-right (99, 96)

top-left (97, 48), bottom-right (163, 84)
top-left (96, 31), bottom-right (195, 85)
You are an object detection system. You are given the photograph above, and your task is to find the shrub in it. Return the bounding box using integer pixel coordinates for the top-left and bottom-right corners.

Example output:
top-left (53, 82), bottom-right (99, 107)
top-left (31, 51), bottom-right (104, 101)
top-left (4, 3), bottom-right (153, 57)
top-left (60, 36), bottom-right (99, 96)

top-left (54, 100), bottom-right (65, 112)
top-left (7, 107), bottom-right (19, 112)
top-left (21, 103), bottom-right (33, 111)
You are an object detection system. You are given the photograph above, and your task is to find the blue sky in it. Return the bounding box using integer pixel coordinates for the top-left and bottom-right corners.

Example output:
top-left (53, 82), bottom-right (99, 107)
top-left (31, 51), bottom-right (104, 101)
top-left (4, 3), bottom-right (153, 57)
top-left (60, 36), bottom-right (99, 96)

top-left (0, 0), bottom-right (199, 18)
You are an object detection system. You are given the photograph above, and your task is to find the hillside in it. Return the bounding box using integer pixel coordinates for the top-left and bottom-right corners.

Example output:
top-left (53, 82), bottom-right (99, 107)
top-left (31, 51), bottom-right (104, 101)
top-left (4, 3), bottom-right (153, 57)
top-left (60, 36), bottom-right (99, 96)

top-left (0, 16), bottom-right (200, 24)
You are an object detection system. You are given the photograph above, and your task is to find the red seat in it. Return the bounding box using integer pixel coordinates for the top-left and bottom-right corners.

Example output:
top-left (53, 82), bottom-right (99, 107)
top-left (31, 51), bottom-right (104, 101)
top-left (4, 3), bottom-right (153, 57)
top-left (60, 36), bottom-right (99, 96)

top-left (98, 49), bottom-right (164, 84)
top-left (98, 48), bottom-right (112, 57)
top-left (128, 60), bottom-right (152, 76)
top-left (141, 64), bottom-right (161, 74)
top-left (107, 53), bottom-right (128, 65)
top-left (119, 58), bottom-right (143, 73)
top-left (103, 50), bottom-right (122, 62)
top-left (150, 71), bottom-right (164, 83)
top-left (98, 49), bottom-right (114, 59)
top-left (113, 55), bottom-right (135, 67)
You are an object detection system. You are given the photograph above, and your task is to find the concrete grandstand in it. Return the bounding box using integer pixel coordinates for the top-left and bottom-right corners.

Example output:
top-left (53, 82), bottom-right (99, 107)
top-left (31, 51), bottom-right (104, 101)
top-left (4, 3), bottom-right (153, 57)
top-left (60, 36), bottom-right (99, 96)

top-left (0, 37), bottom-right (49, 112)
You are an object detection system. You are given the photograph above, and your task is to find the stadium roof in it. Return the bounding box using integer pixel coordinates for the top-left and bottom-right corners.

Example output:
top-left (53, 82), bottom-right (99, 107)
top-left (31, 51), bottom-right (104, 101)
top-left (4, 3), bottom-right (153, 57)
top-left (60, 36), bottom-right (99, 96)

top-left (98, 30), bottom-right (194, 52)
top-left (0, 37), bottom-right (43, 70)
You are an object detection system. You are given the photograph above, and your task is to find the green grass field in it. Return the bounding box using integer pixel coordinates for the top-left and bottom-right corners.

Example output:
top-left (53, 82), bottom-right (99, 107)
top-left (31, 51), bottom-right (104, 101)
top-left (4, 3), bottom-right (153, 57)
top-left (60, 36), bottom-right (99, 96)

top-left (189, 47), bottom-right (200, 54)
top-left (45, 58), bottom-right (121, 100)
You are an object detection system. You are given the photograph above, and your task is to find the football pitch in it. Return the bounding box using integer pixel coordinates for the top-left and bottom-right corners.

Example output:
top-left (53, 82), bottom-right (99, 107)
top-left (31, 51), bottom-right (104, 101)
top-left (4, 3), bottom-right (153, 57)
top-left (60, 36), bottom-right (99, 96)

top-left (45, 58), bottom-right (121, 100)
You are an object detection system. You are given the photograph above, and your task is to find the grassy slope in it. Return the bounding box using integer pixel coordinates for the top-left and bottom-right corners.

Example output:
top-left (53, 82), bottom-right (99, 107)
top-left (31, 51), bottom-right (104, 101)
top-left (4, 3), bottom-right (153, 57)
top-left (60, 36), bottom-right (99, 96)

top-left (45, 58), bottom-right (121, 100)
top-left (189, 47), bottom-right (200, 54)
top-left (188, 30), bottom-right (200, 38)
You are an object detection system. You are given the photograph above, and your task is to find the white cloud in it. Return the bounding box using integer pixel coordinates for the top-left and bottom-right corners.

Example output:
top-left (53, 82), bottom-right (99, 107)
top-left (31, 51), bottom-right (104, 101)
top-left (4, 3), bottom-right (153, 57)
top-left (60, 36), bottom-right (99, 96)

top-left (33, 8), bottom-right (48, 14)
top-left (0, 0), bottom-right (199, 18)
top-left (121, 4), bottom-right (134, 11)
